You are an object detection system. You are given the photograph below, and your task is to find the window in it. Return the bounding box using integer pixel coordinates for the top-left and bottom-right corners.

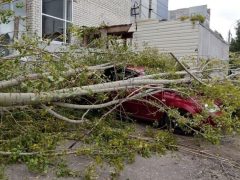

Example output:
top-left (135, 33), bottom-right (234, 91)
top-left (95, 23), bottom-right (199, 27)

top-left (104, 67), bottom-right (140, 81)
top-left (0, 0), bottom-right (26, 40)
top-left (42, 0), bottom-right (72, 43)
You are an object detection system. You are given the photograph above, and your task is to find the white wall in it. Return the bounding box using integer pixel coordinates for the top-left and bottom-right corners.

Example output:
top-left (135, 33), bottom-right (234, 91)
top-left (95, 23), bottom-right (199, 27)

top-left (26, 0), bottom-right (131, 37)
top-left (133, 19), bottom-right (229, 64)
top-left (133, 20), bottom-right (199, 58)
top-left (73, 0), bottom-right (131, 27)
top-left (198, 24), bottom-right (229, 60)
top-left (26, 0), bottom-right (41, 36)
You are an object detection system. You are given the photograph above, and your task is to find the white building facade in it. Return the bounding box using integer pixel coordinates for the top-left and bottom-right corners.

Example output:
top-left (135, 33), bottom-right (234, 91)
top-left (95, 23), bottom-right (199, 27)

top-left (1, 0), bottom-right (170, 43)
top-left (1, 0), bottom-right (229, 62)
top-left (1, 0), bottom-right (132, 43)
top-left (133, 19), bottom-right (229, 61)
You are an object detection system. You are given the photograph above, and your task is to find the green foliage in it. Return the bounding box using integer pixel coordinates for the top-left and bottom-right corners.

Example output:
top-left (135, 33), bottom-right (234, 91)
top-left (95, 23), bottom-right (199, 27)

top-left (0, 0), bottom-right (14, 24)
top-left (180, 16), bottom-right (189, 21)
top-left (0, 0), bottom-right (24, 24)
top-left (0, 108), bottom-right (176, 177)
top-left (0, 34), bottom-right (182, 94)
top-left (180, 14), bottom-right (206, 25)
top-left (1, 25), bottom-right (240, 178)
top-left (0, 165), bottom-right (7, 180)
top-left (0, 8), bottom-right (13, 24)
top-left (190, 14), bottom-right (206, 24)
top-left (84, 164), bottom-right (98, 180)
top-left (229, 52), bottom-right (240, 69)
top-left (0, 114), bottom-right (63, 173)
top-left (191, 82), bottom-right (240, 143)
top-left (230, 21), bottom-right (240, 52)
top-left (56, 161), bottom-right (80, 178)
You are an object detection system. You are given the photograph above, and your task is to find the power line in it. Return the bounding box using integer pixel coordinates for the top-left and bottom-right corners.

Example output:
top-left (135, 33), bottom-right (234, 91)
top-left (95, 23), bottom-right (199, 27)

top-left (151, 0), bottom-right (168, 9)
top-left (131, 1), bottom-right (140, 31)
top-left (141, 3), bottom-right (163, 19)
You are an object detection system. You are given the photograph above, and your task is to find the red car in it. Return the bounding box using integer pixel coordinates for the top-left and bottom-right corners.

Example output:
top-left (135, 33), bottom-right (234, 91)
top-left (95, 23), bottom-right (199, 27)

top-left (104, 66), bottom-right (221, 131)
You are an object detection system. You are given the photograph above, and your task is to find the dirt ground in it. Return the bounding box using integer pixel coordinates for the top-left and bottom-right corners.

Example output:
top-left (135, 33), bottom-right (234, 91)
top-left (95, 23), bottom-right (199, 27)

top-left (3, 133), bottom-right (240, 180)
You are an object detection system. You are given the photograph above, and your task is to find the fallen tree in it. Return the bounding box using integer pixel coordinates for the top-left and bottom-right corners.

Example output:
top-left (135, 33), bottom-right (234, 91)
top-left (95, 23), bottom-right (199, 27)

top-left (0, 28), bottom-right (240, 178)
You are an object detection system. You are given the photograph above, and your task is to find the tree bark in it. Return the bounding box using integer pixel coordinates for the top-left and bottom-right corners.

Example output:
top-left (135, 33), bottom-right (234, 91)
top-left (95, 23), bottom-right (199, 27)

top-left (0, 78), bottom-right (190, 106)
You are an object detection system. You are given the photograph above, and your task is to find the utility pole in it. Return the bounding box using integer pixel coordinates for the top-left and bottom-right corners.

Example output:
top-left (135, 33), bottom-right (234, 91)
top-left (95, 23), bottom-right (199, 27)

top-left (148, 0), bottom-right (152, 19)
top-left (228, 30), bottom-right (232, 44)
top-left (139, 0), bottom-right (142, 18)
top-left (131, 1), bottom-right (140, 31)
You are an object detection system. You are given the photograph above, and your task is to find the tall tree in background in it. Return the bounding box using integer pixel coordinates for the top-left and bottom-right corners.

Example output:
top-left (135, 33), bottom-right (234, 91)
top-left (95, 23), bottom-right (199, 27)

top-left (230, 20), bottom-right (240, 52)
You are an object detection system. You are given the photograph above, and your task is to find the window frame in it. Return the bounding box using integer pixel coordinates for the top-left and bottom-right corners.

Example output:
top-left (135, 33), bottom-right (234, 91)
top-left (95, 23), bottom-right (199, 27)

top-left (41, 0), bottom-right (73, 44)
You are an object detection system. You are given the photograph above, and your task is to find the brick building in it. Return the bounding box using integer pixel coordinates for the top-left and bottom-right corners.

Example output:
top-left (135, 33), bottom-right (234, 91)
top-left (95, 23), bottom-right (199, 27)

top-left (0, 0), bottom-right (229, 60)
top-left (0, 0), bottom-right (132, 43)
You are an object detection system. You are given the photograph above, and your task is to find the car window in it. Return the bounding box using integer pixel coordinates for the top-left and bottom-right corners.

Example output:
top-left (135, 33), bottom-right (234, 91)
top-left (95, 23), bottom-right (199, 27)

top-left (104, 67), bottom-right (139, 81)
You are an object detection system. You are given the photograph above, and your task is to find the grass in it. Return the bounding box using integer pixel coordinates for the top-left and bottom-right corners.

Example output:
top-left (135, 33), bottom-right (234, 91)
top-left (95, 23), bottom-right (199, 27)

top-left (0, 165), bottom-right (7, 180)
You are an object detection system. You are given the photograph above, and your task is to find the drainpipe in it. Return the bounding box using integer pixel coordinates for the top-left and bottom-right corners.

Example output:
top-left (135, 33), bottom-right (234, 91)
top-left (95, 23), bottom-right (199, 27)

top-left (148, 0), bottom-right (152, 19)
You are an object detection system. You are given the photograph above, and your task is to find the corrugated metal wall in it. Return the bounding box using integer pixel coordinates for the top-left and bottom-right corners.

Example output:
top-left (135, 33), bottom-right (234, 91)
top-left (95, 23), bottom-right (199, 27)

top-left (133, 20), bottom-right (229, 61)
top-left (198, 24), bottom-right (229, 60)
top-left (133, 20), bottom-right (199, 58)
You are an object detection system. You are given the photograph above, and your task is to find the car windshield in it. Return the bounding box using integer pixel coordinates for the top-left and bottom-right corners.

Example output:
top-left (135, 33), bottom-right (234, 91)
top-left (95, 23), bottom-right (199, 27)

top-left (104, 67), bottom-right (139, 81)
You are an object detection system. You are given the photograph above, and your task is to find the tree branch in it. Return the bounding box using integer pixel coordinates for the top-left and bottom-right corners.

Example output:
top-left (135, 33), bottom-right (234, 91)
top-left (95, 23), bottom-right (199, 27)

top-left (41, 104), bottom-right (88, 124)
top-left (169, 52), bottom-right (208, 86)
top-left (0, 78), bottom-right (189, 106)
top-left (0, 64), bottom-right (113, 89)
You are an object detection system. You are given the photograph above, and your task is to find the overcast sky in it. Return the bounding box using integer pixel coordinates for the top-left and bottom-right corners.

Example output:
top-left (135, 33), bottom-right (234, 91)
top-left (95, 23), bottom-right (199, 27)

top-left (168, 0), bottom-right (240, 41)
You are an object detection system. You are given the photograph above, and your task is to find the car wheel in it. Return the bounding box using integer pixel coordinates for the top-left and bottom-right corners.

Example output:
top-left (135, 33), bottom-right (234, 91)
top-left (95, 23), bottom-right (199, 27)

top-left (162, 113), bottom-right (179, 132)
